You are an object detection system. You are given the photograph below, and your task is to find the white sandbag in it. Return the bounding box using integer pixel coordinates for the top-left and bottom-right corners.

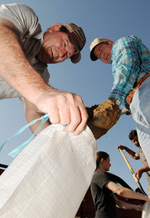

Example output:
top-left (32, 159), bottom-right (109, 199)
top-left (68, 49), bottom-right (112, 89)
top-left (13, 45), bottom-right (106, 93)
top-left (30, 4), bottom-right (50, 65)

top-left (142, 202), bottom-right (150, 218)
top-left (0, 124), bottom-right (96, 218)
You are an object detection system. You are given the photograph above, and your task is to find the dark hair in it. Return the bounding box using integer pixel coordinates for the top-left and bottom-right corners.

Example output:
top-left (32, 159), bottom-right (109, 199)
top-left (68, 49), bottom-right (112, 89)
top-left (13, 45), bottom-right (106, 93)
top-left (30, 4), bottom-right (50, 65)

top-left (96, 151), bottom-right (109, 169)
top-left (128, 130), bottom-right (138, 141)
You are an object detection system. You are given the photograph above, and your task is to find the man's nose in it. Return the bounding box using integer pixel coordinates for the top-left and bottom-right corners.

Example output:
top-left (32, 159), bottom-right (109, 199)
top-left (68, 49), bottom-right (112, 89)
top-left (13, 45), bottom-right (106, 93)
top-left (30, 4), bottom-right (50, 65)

top-left (101, 53), bottom-right (105, 59)
top-left (60, 48), bottom-right (70, 58)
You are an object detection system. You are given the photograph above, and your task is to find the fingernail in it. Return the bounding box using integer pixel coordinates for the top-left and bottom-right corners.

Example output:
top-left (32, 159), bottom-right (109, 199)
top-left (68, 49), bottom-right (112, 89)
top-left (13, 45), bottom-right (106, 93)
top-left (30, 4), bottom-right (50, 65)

top-left (73, 131), bottom-right (80, 136)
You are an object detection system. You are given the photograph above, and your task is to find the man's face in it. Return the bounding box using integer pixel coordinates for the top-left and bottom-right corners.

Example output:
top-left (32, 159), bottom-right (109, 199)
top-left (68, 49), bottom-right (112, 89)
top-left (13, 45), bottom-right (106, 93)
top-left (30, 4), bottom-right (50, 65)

top-left (38, 30), bottom-right (79, 64)
top-left (104, 156), bottom-right (111, 171)
top-left (131, 137), bottom-right (140, 147)
top-left (94, 42), bottom-right (112, 64)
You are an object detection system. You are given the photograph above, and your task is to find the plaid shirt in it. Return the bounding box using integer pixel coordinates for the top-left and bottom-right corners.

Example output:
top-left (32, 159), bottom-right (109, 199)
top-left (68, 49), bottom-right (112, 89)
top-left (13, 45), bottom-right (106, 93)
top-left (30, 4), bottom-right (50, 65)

top-left (109, 35), bottom-right (150, 109)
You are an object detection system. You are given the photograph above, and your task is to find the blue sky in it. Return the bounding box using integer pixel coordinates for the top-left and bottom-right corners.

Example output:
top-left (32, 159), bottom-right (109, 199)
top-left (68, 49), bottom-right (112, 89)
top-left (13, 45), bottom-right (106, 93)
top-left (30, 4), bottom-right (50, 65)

top-left (0, 0), bottom-right (150, 195)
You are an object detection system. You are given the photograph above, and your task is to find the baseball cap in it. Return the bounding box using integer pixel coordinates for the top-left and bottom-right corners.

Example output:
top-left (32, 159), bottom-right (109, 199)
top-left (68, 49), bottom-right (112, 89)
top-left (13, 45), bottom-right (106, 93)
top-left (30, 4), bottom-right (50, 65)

top-left (63, 23), bottom-right (86, 63)
top-left (90, 38), bottom-right (109, 61)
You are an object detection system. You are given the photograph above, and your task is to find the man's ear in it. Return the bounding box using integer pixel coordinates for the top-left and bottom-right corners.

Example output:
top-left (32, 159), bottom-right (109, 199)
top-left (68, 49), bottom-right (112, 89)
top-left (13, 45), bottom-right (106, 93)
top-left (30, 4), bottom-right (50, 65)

top-left (101, 158), bottom-right (104, 164)
top-left (47, 23), bottom-right (62, 32)
top-left (108, 40), bottom-right (114, 45)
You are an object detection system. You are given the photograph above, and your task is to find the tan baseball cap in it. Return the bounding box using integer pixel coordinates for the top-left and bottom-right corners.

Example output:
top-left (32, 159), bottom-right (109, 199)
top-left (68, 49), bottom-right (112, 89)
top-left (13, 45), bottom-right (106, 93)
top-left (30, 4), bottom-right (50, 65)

top-left (63, 23), bottom-right (86, 63)
top-left (90, 37), bottom-right (109, 61)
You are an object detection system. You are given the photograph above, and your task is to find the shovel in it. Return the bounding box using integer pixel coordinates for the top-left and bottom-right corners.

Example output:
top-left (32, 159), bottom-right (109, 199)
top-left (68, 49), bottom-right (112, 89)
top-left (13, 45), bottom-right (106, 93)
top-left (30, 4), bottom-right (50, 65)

top-left (119, 148), bottom-right (147, 195)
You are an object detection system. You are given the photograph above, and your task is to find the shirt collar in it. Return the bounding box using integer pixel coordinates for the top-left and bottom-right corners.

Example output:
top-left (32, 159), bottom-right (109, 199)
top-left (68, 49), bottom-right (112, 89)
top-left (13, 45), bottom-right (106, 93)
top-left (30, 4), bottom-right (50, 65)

top-left (109, 43), bottom-right (115, 64)
top-left (33, 31), bottom-right (45, 43)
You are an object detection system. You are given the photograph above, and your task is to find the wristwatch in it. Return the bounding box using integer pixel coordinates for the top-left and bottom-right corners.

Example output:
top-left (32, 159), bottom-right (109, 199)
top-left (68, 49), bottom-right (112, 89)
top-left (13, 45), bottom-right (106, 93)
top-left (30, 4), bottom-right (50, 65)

top-left (109, 97), bottom-right (121, 107)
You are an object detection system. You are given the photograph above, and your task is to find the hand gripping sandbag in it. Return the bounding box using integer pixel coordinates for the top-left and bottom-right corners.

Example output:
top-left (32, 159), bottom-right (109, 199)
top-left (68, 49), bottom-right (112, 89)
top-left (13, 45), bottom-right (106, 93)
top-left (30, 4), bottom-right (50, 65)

top-left (87, 99), bottom-right (121, 139)
top-left (0, 124), bottom-right (96, 218)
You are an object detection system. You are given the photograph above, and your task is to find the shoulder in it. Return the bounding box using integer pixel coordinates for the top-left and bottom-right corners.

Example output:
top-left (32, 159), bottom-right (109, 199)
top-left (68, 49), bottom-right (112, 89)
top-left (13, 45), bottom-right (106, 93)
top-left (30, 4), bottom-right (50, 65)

top-left (0, 3), bottom-right (36, 15)
top-left (92, 172), bottom-right (111, 185)
top-left (92, 171), bottom-right (104, 181)
top-left (0, 3), bottom-right (40, 38)
top-left (112, 35), bottom-right (142, 58)
top-left (114, 35), bottom-right (142, 48)
top-left (0, 3), bottom-right (38, 26)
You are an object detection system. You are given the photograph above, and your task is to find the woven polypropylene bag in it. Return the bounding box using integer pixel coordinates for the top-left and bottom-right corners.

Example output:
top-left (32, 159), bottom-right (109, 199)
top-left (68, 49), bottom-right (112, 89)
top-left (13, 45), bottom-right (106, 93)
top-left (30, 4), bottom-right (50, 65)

top-left (142, 202), bottom-right (150, 218)
top-left (0, 124), bottom-right (96, 218)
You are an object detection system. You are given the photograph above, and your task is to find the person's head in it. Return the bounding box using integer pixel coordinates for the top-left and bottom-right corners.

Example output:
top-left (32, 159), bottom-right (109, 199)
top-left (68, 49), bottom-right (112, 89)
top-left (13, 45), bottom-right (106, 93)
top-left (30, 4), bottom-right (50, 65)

top-left (37, 23), bottom-right (86, 64)
top-left (96, 151), bottom-right (111, 172)
top-left (90, 37), bottom-right (114, 64)
top-left (128, 130), bottom-right (140, 147)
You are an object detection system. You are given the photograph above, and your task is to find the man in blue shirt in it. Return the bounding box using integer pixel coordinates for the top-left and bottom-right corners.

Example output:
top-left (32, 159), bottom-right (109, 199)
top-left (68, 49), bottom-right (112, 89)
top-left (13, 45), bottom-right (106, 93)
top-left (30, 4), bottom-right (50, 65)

top-left (90, 36), bottom-right (150, 166)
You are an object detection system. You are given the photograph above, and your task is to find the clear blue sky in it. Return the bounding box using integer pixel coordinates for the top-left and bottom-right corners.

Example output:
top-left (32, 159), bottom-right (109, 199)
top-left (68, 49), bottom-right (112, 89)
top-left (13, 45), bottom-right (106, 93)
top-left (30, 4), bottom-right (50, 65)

top-left (0, 0), bottom-right (150, 195)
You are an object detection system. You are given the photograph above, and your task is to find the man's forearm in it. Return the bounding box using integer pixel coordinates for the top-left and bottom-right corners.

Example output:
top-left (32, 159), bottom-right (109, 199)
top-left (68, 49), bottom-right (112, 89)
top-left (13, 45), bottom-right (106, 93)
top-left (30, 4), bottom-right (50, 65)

top-left (119, 187), bottom-right (149, 201)
top-left (0, 19), bottom-right (51, 104)
top-left (24, 99), bottom-right (51, 134)
top-left (29, 119), bottom-right (50, 135)
top-left (140, 165), bottom-right (150, 173)
top-left (116, 199), bottom-right (140, 210)
top-left (124, 147), bottom-right (137, 159)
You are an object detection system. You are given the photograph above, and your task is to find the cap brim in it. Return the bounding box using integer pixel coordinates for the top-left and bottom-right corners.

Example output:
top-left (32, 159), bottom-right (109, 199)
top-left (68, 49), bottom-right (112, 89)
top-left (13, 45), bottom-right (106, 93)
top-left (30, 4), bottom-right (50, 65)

top-left (90, 39), bottom-right (108, 61)
top-left (71, 52), bottom-right (81, 64)
top-left (90, 46), bottom-right (98, 61)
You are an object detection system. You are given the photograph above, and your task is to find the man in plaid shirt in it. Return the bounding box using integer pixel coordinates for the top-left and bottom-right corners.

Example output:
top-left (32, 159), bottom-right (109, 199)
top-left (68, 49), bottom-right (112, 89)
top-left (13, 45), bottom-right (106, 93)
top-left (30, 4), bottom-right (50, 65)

top-left (90, 35), bottom-right (150, 167)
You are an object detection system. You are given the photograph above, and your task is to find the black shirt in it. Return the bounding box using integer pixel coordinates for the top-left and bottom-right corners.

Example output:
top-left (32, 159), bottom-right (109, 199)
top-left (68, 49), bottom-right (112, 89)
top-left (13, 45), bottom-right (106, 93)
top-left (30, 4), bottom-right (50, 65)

top-left (91, 171), bottom-right (119, 218)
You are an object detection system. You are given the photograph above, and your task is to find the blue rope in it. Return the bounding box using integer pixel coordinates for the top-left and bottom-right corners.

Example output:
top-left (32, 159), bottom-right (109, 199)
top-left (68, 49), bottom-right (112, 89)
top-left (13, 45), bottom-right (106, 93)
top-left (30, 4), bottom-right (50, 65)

top-left (0, 113), bottom-right (49, 158)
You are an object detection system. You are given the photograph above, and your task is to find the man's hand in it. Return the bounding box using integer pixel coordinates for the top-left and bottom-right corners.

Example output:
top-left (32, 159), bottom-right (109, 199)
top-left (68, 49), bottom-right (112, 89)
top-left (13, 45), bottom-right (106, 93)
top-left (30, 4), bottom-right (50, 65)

top-left (35, 88), bottom-right (88, 135)
top-left (121, 108), bottom-right (131, 115)
top-left (135, 169), bottom-right (143, 180)
top-left (134, 204), bottom-right (142, 211)
top-left (86, 99), bottom-right (121, 139)
top-left (117, 145), bottom-right (126, 150)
